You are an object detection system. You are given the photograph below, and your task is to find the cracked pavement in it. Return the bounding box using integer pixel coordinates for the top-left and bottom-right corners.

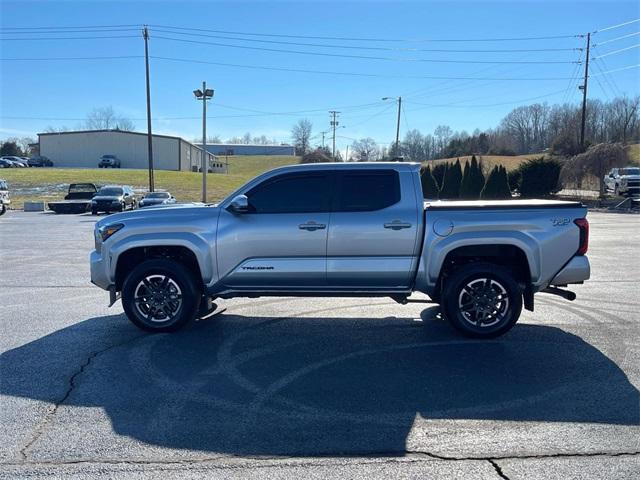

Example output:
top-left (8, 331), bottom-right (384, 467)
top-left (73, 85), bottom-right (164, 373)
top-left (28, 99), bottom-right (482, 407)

top-left (1, 211), bottom-right (639, 479)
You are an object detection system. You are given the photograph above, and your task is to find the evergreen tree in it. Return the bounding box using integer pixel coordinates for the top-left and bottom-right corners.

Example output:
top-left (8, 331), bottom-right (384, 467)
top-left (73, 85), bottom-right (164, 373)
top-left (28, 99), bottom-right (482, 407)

top-left (439, 158), bottom-right (462, 199)
top-left (481, 165), bottom-right (512, 199)
top-left (460, 155), bottom-right (485, 199)
top-left (420, 166), bottom-right (439, 199)
top-left (431, 162), bottom-right (448, 190)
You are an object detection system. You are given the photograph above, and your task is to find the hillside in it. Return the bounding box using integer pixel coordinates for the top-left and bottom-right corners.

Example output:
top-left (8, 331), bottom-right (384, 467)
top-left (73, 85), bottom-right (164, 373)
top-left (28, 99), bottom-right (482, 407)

top-left (424, 154), bottom-right (544, 172)
top-left (2, 155), bottom-right (300, 209)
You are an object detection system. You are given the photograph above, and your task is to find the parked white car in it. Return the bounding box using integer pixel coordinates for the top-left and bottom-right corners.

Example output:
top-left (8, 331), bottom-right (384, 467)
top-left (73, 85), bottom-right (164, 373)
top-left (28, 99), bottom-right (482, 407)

top-left (604, 167), bottom-right (640, 196)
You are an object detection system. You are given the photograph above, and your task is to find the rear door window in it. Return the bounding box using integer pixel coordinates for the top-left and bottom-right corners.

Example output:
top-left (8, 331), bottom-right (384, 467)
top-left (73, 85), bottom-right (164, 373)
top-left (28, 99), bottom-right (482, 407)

top-left (334, 170), bottom-right (400, 212)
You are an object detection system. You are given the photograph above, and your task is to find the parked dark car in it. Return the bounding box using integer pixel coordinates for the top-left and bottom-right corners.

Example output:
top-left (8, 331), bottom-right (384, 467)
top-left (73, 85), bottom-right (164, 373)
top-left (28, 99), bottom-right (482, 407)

top-left (98, 155), bottom-right (121, 168)
top-left (0, 179), bottom-right (9, 215)
top-left (91, 185), bottom-right (136, 214)
top-left (138, 191), bottom-right (177, 208)
top-left (28, 155), bottom-right (54, 167)
top-left (48, 183), bottom-right (98, 214)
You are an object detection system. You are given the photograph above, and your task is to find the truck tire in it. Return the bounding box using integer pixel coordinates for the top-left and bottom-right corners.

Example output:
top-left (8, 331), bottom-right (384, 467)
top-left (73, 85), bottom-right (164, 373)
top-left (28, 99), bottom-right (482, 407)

top-left (0, 204), bottom-right (6, 216)
top-left (122, 259), bottom-right (201, 332)
top-left (441, 262), bottom-right (522, 338)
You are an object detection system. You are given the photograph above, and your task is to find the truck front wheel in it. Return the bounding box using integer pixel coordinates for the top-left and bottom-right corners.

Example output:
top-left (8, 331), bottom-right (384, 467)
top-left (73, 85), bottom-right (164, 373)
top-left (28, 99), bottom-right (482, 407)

top-left (121, 259), bottom-right (201, 332)
top-left (442, 263), bottom-right (522, 338)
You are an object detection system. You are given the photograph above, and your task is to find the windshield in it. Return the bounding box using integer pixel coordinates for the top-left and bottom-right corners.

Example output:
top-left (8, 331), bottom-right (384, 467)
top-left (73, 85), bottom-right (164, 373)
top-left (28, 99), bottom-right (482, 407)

top-left (620, 168), bottom-right (640, 176)
top-left (146, 192), bottom-right (170, 199)
top-left (97, 187), bottom-right (123, 196)
top-left (68, 184), bottom-right (96, 193)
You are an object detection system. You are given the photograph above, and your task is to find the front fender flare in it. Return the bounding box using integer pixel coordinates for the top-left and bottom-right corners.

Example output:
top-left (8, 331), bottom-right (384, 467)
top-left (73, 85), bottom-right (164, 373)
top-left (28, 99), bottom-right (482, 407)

top-left (107, 232), bottom-right (214, 285)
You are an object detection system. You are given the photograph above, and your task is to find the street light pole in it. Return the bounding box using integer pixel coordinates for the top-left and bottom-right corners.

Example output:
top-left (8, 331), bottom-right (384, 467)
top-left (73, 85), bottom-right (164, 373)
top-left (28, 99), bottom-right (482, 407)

top-left (383, 96), bottom-right (402, 158)
top-left (201, 81), bottom-right (207, 203)
top-left (143, 25), bottom-right (154, 192)
top-left (194, 83), bottom-right (214, 203)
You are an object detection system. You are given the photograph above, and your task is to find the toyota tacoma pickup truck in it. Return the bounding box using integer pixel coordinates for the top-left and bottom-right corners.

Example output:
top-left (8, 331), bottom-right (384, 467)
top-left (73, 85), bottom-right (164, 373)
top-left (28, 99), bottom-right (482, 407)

top-left (90, 162), bottom-right (590, 338)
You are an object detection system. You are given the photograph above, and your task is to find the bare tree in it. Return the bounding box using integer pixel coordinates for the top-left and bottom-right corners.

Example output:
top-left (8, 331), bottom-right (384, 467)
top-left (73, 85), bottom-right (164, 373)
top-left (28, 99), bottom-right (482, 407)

top-left (291, 119), bottom-right (313, 155)
top-left (84, 106), bottom-right (135, 131)
top-left (433, 125), bottom-right (452, 156)
top-left (17, 137), bottom-right (36, 155)
top-left (351, 137), bottom-right (379, 161)
top-left (562, 143), bottom-right (628, 197)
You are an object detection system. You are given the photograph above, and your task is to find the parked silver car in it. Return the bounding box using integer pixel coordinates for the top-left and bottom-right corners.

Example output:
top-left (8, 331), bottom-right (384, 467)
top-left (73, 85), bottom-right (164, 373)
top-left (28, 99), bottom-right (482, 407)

top-left (138, 191), bottom-right (177, 208)
top-left (91, 162), bottom-right (590, 338)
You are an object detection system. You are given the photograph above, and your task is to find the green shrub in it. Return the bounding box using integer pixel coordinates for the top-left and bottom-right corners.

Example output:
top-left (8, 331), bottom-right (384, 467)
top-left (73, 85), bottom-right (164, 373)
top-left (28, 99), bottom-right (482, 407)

top-left (517, 157), bottom-right (562, 197)
top-left (481, 165), bottom-right (512, 199)
top-left (439, 159), bottom-right (462, 199)
top-left (459, 155), bottom-right (485, 199)
top-left (420, 166), bottom-right (439, 199)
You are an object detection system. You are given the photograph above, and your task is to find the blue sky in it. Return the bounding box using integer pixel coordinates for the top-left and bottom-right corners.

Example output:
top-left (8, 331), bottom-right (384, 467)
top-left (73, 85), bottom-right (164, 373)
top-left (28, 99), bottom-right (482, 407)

top-left (1, 0), bottom-right (638, 153)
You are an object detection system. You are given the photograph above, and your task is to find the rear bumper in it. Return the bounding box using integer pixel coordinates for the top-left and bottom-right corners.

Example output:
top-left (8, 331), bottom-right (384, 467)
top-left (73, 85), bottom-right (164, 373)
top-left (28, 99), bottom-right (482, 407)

top-left (550, 255), bottom-right (590, 285)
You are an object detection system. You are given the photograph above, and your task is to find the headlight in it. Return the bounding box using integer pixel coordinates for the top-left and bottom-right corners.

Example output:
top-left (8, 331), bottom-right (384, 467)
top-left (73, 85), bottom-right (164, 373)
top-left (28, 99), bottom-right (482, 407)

top-left (98, 223), bottom-right (124, 241)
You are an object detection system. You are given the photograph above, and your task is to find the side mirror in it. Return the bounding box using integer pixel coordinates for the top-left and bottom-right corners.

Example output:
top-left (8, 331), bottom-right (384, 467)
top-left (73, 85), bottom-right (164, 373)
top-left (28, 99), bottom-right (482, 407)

top-left (228, 194), bottom-right (249, 213)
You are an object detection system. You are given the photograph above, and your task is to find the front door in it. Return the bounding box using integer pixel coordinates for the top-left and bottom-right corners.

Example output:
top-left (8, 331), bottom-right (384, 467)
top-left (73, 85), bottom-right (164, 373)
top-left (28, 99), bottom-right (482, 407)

top-left (326, 168), bottom-right (420, 289)
top-left (216, 171), bottom-right (333, 290)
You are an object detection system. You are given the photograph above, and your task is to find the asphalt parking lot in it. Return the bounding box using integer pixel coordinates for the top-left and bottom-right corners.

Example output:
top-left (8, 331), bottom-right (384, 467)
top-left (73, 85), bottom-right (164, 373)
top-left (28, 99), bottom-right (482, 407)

top-left (0, 210), bottom-right (638, 479)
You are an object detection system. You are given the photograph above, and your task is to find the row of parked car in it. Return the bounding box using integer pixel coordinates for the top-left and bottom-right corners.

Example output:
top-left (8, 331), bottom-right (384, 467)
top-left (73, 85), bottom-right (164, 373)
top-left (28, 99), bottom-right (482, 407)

top-left (0, 155), bottom-right (54, 168)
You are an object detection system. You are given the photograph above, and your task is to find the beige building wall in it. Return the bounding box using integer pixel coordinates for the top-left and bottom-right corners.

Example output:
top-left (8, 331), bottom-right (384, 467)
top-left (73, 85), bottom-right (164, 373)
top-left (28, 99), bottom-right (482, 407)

top-left (39, 131), bottom-right (180, 170)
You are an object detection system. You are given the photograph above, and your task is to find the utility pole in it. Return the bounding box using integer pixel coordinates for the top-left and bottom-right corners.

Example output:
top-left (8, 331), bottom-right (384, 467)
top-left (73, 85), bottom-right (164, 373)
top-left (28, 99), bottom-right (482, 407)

top-left (330, 111), bottom-right (340, 160)
top-left (395, 96), bottom-right (402, 157)
top-left (143, 25), bottom-right (154, 192)
top-left (579, 33), bottom-right (590, 148)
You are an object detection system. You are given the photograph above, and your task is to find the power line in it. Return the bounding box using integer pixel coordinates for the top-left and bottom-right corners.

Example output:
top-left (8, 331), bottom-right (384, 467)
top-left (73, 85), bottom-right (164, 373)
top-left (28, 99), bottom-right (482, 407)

top-left (0, 35), bottom-right (139, 41)
top-left (0, 55), bottom-right (142, 61)
top-left (0, 54), bottom-right (580, 80)
top-left (150, 27), bottom-right (581, 53)
top-left (152, 35), bottom-right (581, 64)
top-left (593, 18), bottom-right (640, 34)
top-left (593, 31), bottom-right (640, 46)
top-left (0, 28), bottom-right (140, 34)
top-left (592, 44), bottom-right (640, 59)
top-left (148, 55), bottom-right (579, 80)
top-left (0, 24), bottom-right (141, 30)
top-left (593, 57), bottom-right (622, 96)
top-left (590, 63), bottom-right (640, 75)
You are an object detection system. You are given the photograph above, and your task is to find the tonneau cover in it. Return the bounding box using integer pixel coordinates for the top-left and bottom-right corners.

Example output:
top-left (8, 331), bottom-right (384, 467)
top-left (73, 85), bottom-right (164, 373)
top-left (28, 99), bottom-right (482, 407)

top-left (424, 199), bottom-right (583, 210)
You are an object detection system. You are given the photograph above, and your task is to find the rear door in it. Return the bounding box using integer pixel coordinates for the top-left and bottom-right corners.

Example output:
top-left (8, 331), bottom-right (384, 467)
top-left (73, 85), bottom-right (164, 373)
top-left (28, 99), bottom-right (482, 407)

top-left (326, 168), bottom-right (420, 289)
top-left (216, 171), bottom-right (334, 289)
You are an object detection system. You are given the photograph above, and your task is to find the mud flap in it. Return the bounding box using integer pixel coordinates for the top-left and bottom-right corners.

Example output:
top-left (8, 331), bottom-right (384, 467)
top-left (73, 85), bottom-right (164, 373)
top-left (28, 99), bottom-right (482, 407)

top-left (108, 287), bottom-right (121, 307)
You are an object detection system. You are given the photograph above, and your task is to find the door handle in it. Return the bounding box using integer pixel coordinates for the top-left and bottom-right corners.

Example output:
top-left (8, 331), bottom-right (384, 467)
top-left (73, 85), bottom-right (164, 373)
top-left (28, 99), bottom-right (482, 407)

top-left (384, 220), bottom-right (412, 230)
top-left (299, 222), bottom-right (326, 231)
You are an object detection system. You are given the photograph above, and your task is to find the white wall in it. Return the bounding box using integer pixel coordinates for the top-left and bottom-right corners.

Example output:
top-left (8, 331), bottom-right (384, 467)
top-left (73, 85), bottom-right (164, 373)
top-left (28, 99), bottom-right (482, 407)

top-left (40, 131), bottom-right (180, 170)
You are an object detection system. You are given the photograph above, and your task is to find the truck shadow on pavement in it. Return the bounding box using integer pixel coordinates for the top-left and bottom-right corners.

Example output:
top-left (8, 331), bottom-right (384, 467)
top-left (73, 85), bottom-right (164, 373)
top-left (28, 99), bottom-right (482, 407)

top-left (1, 307), bottom-right (638, 456)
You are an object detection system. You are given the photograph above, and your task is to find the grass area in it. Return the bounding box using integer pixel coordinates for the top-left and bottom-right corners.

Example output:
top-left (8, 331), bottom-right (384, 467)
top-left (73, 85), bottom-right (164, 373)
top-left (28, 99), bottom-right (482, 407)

top-left (425, 153), bottom-right (545, 172)
top-left (1, 155), bottom-right (300, 209)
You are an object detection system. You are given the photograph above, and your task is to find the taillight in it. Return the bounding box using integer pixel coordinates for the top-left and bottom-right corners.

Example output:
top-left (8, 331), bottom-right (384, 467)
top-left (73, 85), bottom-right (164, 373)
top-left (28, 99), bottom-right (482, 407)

top-left (574, 218), bottom-right (589, 255)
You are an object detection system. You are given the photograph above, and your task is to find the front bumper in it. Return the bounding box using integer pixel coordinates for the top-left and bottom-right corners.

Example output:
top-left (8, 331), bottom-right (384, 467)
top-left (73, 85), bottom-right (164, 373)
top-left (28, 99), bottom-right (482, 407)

top-left (90, 250), bottom-right (113, 290)
top-left (550, 255), bottom-right (590, 285)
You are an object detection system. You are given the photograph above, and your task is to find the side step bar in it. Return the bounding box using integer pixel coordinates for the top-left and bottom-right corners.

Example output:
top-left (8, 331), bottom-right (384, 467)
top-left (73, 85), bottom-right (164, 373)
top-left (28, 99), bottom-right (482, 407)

top-left (542, 286), bottom-right (576, 301)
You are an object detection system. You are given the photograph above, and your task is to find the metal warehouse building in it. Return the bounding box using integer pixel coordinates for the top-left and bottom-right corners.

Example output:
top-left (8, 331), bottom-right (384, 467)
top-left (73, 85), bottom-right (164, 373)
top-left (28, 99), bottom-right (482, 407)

top-left (39, 130), bottom-right (224, 172)
top-left (200, 143), bottom-right (295, 156)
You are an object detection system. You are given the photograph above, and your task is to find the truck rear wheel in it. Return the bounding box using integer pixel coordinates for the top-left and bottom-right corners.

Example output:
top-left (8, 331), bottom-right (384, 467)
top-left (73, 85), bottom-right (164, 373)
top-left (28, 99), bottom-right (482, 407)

top-left (122, 259), bottom-right (201, 332)
top-left (441, 262), bottom-right (522, 338)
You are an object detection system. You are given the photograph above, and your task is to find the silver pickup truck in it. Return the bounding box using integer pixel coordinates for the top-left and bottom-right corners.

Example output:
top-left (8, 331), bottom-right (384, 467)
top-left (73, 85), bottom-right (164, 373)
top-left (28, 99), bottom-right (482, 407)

top-left (90, 162), bottom-right (590, 338)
